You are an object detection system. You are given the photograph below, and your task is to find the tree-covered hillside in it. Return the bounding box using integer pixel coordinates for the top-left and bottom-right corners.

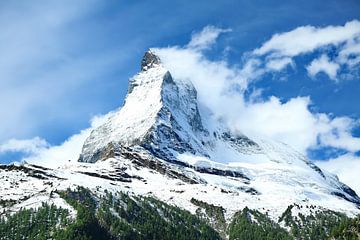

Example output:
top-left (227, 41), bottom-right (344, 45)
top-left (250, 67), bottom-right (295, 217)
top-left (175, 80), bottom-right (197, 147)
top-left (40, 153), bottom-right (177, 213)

top-left (0, 187), bottom-right (359, 240)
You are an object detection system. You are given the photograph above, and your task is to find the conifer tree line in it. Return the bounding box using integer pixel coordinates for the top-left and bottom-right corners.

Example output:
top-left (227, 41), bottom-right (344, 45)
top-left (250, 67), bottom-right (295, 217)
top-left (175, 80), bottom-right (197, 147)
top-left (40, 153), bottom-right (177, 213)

top-left (0, 187), bottom-right (359, 239)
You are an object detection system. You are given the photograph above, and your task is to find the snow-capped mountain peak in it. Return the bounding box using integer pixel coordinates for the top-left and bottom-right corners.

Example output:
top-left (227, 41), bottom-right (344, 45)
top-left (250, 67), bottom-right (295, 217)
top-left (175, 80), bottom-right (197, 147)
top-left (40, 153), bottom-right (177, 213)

top-left (76, 50), bottom-right (360, 217)
top-left (1, 51), bottom-right (360, 238)
top-left (79, 50), bottom-right (211, 163)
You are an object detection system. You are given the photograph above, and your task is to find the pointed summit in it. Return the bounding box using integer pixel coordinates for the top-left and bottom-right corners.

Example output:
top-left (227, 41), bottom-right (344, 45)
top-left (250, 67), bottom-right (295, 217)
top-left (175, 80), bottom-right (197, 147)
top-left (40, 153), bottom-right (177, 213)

top-left (128, 50), bottom-right (165, 94)
top-left (141, 49), bottom-right (161, 71)
top-left (79, 50), bottom-right (208, 163)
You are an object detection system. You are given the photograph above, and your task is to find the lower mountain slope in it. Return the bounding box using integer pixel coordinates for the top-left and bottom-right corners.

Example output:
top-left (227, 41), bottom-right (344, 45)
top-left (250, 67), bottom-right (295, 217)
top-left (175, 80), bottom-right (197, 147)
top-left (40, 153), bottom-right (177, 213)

top-left (0, 157), bottom-right (360, 239)
top-left (1, 178), bottom-right (359, 240)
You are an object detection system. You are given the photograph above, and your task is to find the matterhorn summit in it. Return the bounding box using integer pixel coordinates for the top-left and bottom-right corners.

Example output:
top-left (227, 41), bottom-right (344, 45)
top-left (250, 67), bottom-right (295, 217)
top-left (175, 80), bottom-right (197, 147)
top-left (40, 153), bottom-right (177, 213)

top-left (79, 49), bottom-right (211, 163)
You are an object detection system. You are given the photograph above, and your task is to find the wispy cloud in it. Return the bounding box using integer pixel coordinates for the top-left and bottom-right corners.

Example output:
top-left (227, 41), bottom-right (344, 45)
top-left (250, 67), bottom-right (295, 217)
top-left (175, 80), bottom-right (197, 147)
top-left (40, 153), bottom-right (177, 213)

top-left (0, 137), bottom-right (49, 155)
top-left (338, 39), bottom-right (360, 67)
top-left (265, 57), bottom-right (294, 71)
top-left (5, 113), bottom-right (113, 168)
top-left (306, 54), bottom-right (340, 80)
top-left (187, 26), bottom-right (232, 50)
top-left (253, 20), bottom-right (360, 57)
top-left (250, 20), bottom-right (360, 81)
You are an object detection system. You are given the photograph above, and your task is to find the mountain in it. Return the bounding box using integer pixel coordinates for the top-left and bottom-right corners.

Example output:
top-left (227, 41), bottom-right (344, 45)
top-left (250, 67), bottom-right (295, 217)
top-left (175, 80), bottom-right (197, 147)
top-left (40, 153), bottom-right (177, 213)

top-left (1, 50), bottom-right (359, 240)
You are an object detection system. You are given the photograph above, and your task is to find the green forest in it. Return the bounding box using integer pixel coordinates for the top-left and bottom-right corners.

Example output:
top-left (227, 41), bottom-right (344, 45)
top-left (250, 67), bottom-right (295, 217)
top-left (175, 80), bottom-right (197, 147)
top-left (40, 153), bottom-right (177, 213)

top-left (0, 187), bottom-right (359, 240)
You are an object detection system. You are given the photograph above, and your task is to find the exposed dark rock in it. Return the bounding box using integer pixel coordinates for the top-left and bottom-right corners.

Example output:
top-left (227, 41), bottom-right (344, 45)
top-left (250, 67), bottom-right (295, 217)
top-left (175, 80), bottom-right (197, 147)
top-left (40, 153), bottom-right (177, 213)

top-left (79, 143), bottom-right (117, 163)
top-left (306, 161), bottom-right (326, 179)
top-left (0, 164), bottom-right (65, 180)
top-left (332, 191), bottom-right (360, 207)
top-left (194, 166), bottom-right (250, 181)
top-left (221, 132), bottom-right (260, 150)
top-left (141, 50), bottom-right (161, 71)
top-left (76, 171), bottom-right (132, 183)
top-left (237, 186), bottom-right (260, 195)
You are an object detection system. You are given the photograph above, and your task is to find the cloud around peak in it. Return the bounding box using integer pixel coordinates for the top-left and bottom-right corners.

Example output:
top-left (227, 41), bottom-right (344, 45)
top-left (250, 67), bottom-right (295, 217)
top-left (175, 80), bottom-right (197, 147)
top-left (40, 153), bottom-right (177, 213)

top-left (154, 24), bottom-right (360, 156)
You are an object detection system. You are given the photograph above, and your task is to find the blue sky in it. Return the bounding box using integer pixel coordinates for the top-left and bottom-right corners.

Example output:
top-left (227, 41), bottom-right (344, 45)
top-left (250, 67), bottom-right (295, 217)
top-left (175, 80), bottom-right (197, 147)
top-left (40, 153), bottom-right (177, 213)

top-left (0, 0), bottom-right (360, 190)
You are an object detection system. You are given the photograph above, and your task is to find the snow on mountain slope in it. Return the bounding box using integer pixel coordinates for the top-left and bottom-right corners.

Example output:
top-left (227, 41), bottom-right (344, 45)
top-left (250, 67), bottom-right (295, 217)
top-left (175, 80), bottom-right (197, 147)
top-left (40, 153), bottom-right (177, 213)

top-left (0, 155), bottom-right (358, 224)
top-left (1, 50), bottom-right (359, 224)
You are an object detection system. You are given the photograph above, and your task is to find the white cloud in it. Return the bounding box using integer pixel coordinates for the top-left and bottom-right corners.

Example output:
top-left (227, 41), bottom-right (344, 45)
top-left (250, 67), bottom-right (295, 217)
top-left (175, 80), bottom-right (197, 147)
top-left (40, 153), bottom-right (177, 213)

top-left (26, 113), bottom-right (112, 168)
top-left (253, 20), bottom-right (360, 57)
top-left (265, 57), bottom-right (294, 71)
top-left (0, 137), bottom-right (49, 154)
top-left (23, 129), bottom-right (91, 168)
top-left (306, 54), bottom-right (340, 80)
top-left (316, 154), bottom-right (360, 195)
top-left (2, 113), bottom-right (112, 168)
top-left (338, 38), bottom-right (360, 67)
top-left (226, 96), bottom-right (360, 154)
top-left (232, 97), bottom-right (318, 153)
top-left (187, 26), bottom-right (231, 50)
top-left (249, 20), bottom-right (360, 82)
top-left (318, 117), bottom-right (360, 152)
